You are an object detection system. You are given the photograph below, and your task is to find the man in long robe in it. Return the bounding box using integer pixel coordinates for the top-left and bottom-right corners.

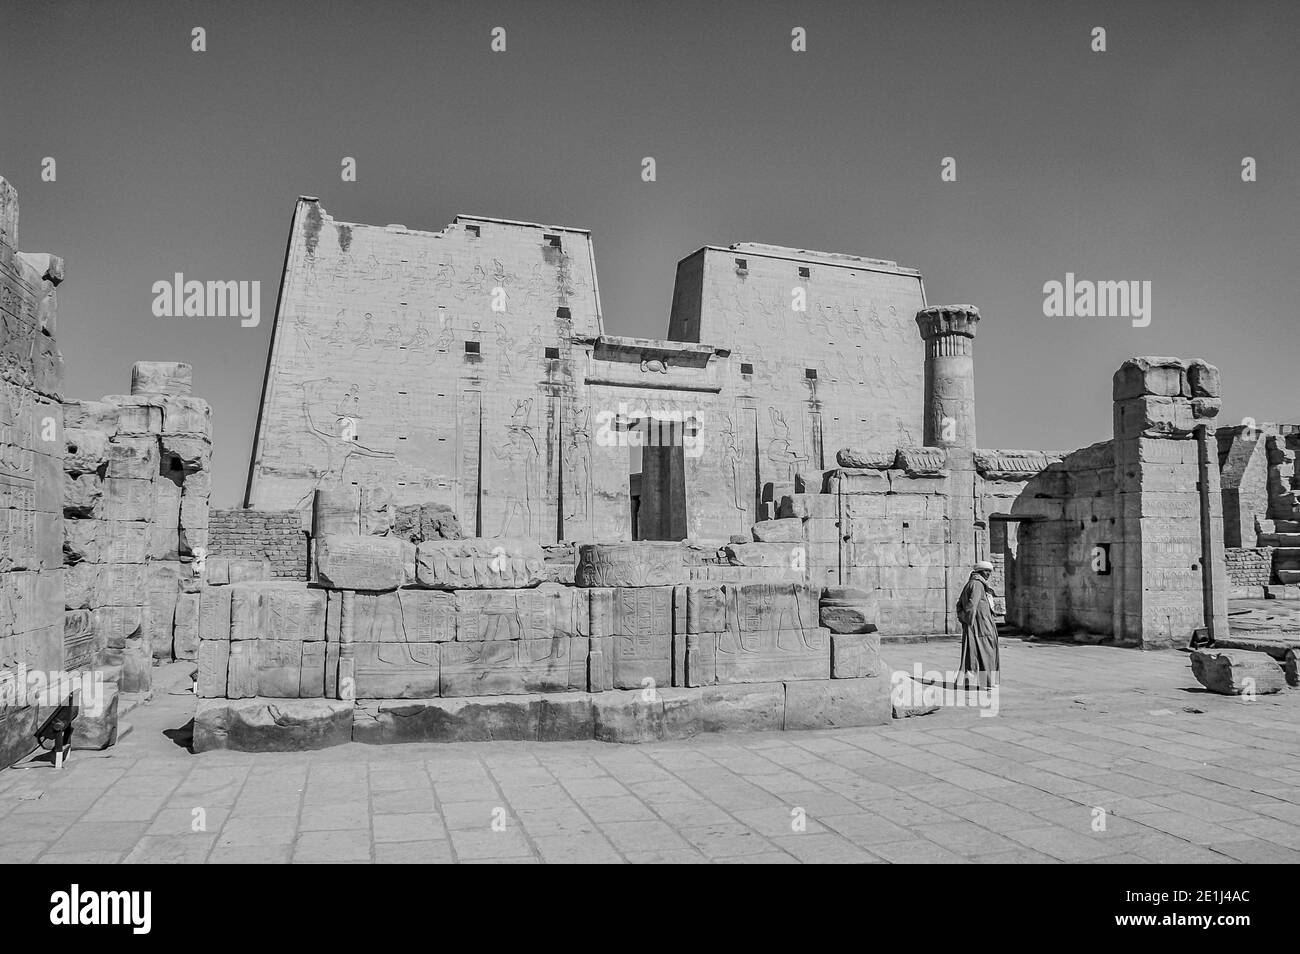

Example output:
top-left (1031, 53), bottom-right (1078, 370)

top-left (957, 561), bottom-right (999, 690)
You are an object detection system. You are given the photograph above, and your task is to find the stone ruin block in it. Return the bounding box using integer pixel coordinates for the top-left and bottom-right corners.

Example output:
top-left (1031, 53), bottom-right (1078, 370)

top-left (390, 501), bottom-right (463, 544)
top-left (1190, 649), bottom-right (1285, 695)
top-left (895, 446), bottom-right (949, 477)
top-left (672, 632), bottom-right (717, 687)
top-left (112, 400), bottom-right (163, 436)
top-left (589, 633), bottom-right (672, 691)
top-left (105, 436), bottom-right (159, 480)
top-left (229, 581), bottom-right (327, 642)
top-left (174, 590), bottom-right (200, 660)
top-left (820, 587), bottom-right (878, 634)
top-left (830, 631), bottom-right (883, 678)
top-left (352, 642), bottom-right (440, 698)
top-left (63, 427), bottom-right (110, 473)
top-left (130, 361), bottom-right (193, 396)
top-left (439, 637), bottom-right (587, 697)
top-left (1112, 356), bottom-right (1188, 400)
top-left (779, 493), bottom-right (838, 521)
top-left (714, 625), bottom-right (830, 684)
top-left (455, 584), bottom-right (586, 641)
top-left (727, 582), bottom-right (820, 633)
top-left (159, 433), bottom-right (211, 473)
top-left (414, 538), bottom-right (544, 589)
top-left (676, 583), bottom-right (726, 634)
top-left (588, 585), bottom-right (672, 638)
top-left (62, 399), bottom-right (119, 437)
top-left (825, 469), bottom-right (890, 494)
top-left (750, 517), bottom-right (803, 543)
top-left (722, 541), bottom-right (804, 568)
top-left (574, 542), bottom-right (683, 587)
top-left (193, 698), bottom-right (353, 753)
top-left (836, 446), bottom-right (897, 469)
top-left (346, 588), bottom-right (456, 643)
top-left (197, 638), bottom-right (230, 697)
top-left (314, 534), bottom-right (415, 590)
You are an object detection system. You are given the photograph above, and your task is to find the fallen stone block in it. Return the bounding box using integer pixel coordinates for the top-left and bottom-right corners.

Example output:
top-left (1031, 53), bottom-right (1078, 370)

top-left (193, 697), bottom-right (353, 752)
top-left (574, 542), bottom-right (683, 587)
top-left (1190, 649), bottom-right (1285, 695)
top-left (71, 682), bottom-right (119, 750)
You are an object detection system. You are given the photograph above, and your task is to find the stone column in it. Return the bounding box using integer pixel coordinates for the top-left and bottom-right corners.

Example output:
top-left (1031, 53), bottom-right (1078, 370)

top-left (915, 305), bottom-right (980, 450)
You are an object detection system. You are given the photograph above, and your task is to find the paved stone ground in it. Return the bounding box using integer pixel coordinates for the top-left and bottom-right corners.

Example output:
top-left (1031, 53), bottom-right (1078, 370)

top-left (2, 638), bottom-right (1298, 864)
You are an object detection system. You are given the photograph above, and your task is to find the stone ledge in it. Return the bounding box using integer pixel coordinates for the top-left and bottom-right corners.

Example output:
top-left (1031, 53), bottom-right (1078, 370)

top-left (194, 697), bottom-right (353, 752)
top-left (202, 677), bottom-right (891, 750)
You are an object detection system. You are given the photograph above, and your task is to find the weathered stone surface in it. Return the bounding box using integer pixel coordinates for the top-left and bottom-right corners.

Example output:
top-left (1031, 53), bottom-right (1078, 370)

top-left (348, 588), bottom-right (456, 642)
top-left (71, 682), bottom-right (119, 750)
top-left (229, 581), bottom-right (327, 641)
top-left (456, 584), bottom-right (585, 640)
top-left (588, 585), bottom-right (672, 638)
top-left (173, 590), bottom-right (199, 660)
top-left (681, 583), bottom-right (726, 634)
top-left (352, 642), bottom-right (440, 698)
top-left (589, 633), bottom-right (672, 690)
top-left (591, 687), bottom-right (702, 743)
top-left (723, 541), bottom-right (804, 568)
top-left (391, 502), bottom-right (463, 543)
top-left (414, 538), bottom-right (543, 589)
top-left (751, 517), bottom-right (803, 543)
top-left (63, 427), bottom-right (110, 474)
top-left (973, 449), bottom-right (1060, 481)
top-left (1190, 649), bottom-right (1285, 695)
top-left (158, 434), bottom-right (210, 472)
top-left (574, 542), bottom-right (683, 587)
top-left (439, 637), bottom-right (586, 697)
top-left (106, 436), bottom-right (160, 480)
top-left (193, 697), bottom-right (352, 752)
top-left (1187, 359), bottom-right (1221, 398)
top-left (1113, 356), bottom-right (1188, 400)
top-left (715, 625), bottom-right (829, 684)
top-left (354, 694), bottom-right (593, 744)
top-left (784, 676), bottom-right (890, 730)
top-left (820, 587), bottom-right (878, 635)
top-left (197, 638), bottom-right (229, 697)
top-left (895, 446), bottom-right (948, 477)
top-left (830, 632), bottom-right (883, 678)
top-left (836, 447), bottom-right (896, 469)
top-left (131, 361), bottom-right (193, 396)
top-left (61, 399), bottom-right (118, 436)
top-left (315, 534), bottom-right (415, 590)
top-left (62, 472), bottom-right (101, 517)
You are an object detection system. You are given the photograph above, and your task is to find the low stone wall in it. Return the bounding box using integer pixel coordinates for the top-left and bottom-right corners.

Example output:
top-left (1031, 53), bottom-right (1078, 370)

top-left (191, 538), bottom-right (890, 751)
top-left (1226, 547), bottom-right (1273, 588)
top-left (209, 509), bottom-right (305, 579)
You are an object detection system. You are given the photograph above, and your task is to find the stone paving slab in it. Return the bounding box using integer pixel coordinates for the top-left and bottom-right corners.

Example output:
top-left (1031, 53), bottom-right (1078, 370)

top-left (1, 641), bottom-right (1298, 863)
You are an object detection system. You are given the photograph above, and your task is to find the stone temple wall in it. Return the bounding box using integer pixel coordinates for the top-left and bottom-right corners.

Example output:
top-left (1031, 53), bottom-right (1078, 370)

top-left (62, 363), bottom-right (212, 681)
top-left (1006, 358), bottom-right (1229, 649)
top-left (209, 508), bottom-right (305, 579)
top-left (193, 494), bottom-right (892, 751)
top-left (0, 176), bottom-right (67, 770)
top-left (247, 202), bottom-right (932, 545)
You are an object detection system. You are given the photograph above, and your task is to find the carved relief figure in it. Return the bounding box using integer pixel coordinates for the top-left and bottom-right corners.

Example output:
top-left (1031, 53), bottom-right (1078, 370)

top-left (491, 398), bottom-right (538, 538)
top-left (765, 407), bottom-right (807, 483)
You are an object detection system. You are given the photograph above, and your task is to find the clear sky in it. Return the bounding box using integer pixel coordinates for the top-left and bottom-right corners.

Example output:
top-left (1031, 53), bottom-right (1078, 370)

top-left (3, 0), bottom-right (1297, 507)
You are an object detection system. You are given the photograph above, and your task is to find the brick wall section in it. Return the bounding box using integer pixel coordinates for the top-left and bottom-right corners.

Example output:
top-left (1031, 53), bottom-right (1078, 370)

top-left (1225, 547), bottom-right (1273, 587)
top-left (209, 509), bottom-right (306, 579)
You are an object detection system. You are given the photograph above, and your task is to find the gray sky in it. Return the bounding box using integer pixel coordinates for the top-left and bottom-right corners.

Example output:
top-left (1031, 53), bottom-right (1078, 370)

top-left (4, 0), bottom-right (1297, 507)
